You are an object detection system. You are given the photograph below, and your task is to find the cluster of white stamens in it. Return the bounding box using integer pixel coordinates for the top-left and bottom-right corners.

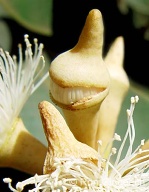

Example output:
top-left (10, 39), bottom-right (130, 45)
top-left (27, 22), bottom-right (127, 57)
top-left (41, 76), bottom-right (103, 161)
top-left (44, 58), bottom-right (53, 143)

top-left (0, 34), bottom-right (48, 145)
top-left (3, 96), bottom-right (149, 191)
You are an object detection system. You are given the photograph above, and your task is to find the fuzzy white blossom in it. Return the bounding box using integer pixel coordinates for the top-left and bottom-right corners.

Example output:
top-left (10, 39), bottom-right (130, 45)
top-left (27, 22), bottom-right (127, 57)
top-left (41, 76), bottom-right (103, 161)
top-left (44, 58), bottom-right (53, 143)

top-left (3, 96), bottom-right (149, 191)
top-left (0, 34), bottom-right (48, 146)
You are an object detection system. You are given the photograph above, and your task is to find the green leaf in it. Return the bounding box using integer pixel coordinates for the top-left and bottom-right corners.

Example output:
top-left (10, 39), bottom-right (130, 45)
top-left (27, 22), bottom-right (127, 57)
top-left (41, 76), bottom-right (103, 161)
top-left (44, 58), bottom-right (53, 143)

top-left (0, 0), bottom-right (53, 36)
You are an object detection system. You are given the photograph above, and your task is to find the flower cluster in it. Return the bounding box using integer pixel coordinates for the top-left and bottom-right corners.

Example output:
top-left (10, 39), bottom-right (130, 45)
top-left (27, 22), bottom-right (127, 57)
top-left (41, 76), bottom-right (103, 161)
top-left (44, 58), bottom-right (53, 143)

top-left (3, 96), bottom-right (149, 191)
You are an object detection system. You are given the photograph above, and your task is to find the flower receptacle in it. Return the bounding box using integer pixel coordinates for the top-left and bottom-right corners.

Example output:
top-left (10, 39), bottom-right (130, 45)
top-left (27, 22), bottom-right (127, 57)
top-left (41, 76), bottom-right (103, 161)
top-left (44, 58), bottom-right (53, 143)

top-left (0, 118), bottom-right (47, 175)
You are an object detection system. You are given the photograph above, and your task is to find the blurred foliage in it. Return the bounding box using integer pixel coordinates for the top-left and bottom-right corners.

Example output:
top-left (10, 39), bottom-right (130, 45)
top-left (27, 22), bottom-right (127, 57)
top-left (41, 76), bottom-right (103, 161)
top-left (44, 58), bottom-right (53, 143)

top-left (0, 0), bottom-right (53, 36)
top-left (118, 0), bottom-right (149, 40)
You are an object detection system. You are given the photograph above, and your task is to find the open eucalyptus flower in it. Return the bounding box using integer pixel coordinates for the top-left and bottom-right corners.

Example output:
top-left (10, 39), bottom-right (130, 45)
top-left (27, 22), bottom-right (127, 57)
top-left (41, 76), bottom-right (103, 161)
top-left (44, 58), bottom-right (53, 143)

top-left (4, 96), bottom-right (149, 191)
top-left (0, 34), bottom-right (48, 174)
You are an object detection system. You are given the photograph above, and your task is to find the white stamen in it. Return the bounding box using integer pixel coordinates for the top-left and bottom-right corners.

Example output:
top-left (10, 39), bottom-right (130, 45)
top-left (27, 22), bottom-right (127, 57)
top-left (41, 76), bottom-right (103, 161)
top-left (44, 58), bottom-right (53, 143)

top-left (0, 34), bottom-right (48, 145)
top-left (141, 139), bottom-right (145, 146)
top-left (112, 147), bottom-right (117, 155)
top-left (114, 133), bottom-right (121, 141)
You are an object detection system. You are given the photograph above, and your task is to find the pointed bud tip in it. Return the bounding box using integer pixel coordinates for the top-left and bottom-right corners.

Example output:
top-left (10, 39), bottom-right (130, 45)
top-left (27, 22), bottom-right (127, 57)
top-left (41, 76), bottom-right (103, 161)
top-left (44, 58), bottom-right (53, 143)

top-left (105, 36), bottom-right (124, 67)
top-left (74, 9), bottom-right (104, 54)
top-left (88, 9), bottom-right (102, 19)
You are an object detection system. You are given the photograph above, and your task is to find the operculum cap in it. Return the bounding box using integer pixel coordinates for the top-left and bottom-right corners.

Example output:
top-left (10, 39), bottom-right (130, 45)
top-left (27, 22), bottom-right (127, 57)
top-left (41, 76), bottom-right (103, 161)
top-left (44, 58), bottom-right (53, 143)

top-left (49, 9), bottom-right (110, 110)
top-left (73, 9), bottom-right (104, 54)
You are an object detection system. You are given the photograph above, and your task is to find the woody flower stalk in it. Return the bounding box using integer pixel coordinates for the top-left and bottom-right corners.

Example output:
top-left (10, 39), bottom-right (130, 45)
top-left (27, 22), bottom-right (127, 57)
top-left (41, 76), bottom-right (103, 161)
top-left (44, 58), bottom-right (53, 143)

top-left (0, 35), bottom-right (47, 174)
